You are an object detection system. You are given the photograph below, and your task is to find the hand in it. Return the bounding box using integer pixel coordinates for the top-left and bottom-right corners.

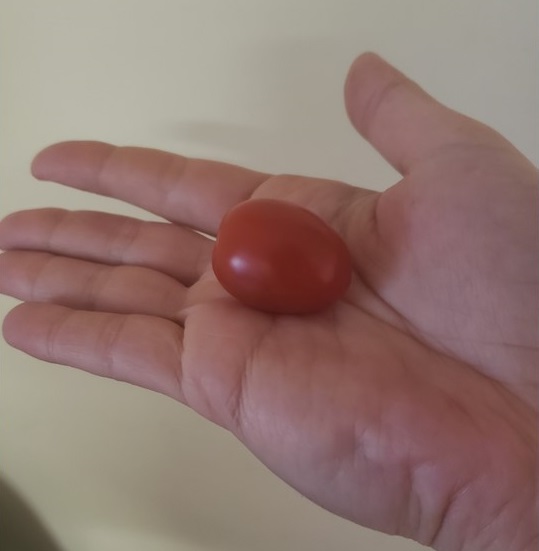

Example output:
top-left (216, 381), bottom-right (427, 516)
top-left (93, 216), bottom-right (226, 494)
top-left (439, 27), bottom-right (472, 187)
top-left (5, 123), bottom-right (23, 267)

top-left (0, 53), bottom-right (537, 551)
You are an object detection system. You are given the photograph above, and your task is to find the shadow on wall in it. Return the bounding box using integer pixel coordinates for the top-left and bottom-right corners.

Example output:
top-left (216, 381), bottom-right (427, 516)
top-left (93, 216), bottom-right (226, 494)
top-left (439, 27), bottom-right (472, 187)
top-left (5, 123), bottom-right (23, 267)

top-left (0, 477), bottom-right (63, 551)
top-left (155, 37), bottom-right (388, 186)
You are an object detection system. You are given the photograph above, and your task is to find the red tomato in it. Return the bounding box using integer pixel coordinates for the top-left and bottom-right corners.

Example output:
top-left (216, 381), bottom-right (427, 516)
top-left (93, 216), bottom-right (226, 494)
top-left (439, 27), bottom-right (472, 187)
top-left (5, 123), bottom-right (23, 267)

top-left (212, 199), bottom-right (352, 314)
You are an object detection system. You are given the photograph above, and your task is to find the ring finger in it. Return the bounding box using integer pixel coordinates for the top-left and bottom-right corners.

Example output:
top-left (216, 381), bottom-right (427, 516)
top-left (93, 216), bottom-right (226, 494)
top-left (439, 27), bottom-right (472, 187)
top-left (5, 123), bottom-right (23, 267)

top-left (0, 251), bottom-right (187, 320)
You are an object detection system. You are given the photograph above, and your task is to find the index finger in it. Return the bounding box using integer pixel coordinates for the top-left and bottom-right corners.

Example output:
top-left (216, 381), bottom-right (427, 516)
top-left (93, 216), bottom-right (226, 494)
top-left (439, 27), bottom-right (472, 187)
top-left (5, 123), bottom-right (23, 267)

top-left (31, 141), bottom-right (270, 235)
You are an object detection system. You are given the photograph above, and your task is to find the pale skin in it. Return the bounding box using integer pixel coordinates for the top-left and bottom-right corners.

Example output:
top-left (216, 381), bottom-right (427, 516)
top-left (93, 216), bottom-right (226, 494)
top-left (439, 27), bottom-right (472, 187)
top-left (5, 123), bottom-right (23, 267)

top-left (0, 53), bottom-right (537, 551)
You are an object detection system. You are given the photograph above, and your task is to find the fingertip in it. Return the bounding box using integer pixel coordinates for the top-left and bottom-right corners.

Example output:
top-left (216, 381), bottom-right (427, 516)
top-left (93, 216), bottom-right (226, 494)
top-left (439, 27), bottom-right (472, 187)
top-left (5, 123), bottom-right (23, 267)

top-left (30, 140), bottom-right (113, 183)
top-left (344, 52), bottom-right (405, 137)
top-left (0, 210), bottom-right (19, 241)
top-left (30, 142), bottom-right (65, 180)
top-left (0, 209), bottom-right (56, 251)
top-left (346, 51), bottom-right (388, 77)
top-left (2, 302), bottom-right (30, 348)
top-left (344, 52), bottom-right (388, 95)
top-left (2, 302), bottom-right (72, 362)
top-left (30, 151), bottom-right (47, 180)
top-left (0, 212), bottom-right (19, 253)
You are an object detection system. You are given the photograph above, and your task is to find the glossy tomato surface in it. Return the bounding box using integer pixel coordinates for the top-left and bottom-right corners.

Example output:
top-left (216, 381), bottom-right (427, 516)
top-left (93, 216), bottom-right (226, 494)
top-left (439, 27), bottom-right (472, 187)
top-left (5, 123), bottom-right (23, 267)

top-left (212, 199), bottom-right (352, 314)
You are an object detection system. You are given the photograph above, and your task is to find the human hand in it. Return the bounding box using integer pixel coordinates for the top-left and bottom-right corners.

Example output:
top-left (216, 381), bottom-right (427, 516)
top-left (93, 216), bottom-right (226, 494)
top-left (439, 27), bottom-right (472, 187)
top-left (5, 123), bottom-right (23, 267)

top-left (0, 53), bottom-right (537, 551)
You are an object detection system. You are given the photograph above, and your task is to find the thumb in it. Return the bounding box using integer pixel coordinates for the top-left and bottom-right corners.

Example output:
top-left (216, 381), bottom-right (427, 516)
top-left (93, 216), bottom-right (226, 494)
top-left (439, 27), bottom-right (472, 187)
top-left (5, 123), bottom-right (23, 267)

top-left (344, 53), bottom-right (505, 174)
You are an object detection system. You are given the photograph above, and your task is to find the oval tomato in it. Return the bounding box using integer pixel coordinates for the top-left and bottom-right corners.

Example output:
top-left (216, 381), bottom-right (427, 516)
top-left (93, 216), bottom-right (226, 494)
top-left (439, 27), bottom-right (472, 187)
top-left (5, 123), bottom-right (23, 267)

top-left (212, 199), bottom-right (352, 314)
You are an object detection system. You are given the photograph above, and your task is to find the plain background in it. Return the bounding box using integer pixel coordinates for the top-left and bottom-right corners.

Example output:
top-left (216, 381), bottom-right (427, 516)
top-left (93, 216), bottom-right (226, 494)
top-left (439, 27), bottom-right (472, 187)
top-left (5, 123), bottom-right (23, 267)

top-left (0, 1), bottom-right (537, 550)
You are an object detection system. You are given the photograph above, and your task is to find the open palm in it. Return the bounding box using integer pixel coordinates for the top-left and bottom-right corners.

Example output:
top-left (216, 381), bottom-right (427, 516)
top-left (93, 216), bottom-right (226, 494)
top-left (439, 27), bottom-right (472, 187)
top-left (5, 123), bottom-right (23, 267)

top-left (1, 54), bottom-right (537, 551)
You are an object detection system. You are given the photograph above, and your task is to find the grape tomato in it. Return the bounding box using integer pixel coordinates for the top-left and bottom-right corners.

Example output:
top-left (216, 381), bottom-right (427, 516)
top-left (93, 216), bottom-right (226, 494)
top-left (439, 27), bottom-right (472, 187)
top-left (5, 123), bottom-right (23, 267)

top-left (212, 199), bottom-right (352, 314)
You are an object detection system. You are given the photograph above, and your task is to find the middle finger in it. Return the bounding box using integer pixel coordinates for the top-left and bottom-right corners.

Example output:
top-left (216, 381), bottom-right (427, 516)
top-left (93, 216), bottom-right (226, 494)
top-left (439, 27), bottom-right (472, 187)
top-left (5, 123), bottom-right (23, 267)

top-left (0, 208), bottom-right (212, 286)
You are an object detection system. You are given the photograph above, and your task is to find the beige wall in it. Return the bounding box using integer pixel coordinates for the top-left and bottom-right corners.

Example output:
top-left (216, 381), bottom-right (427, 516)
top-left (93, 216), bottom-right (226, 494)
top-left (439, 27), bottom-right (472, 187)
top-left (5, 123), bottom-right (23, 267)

top-left (0, 1), bottom-right (537, 550)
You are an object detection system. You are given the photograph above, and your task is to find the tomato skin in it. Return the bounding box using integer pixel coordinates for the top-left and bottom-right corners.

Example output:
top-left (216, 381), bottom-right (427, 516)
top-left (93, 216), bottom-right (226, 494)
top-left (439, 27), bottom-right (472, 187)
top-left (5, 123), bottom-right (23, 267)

top-left (212, 199), bottom-right (352, 314)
